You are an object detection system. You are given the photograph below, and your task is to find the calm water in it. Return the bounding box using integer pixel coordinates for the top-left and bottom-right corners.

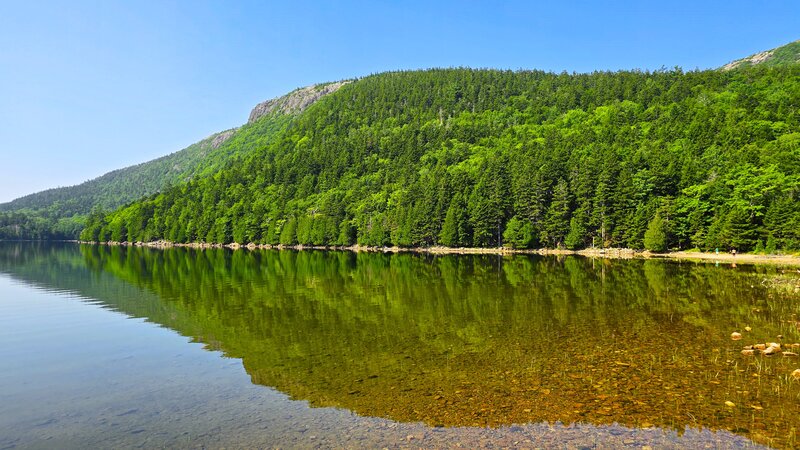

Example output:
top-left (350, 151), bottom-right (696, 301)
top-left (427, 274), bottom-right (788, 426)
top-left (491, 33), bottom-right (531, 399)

top-left (1, 242), bottom-right (798, 449)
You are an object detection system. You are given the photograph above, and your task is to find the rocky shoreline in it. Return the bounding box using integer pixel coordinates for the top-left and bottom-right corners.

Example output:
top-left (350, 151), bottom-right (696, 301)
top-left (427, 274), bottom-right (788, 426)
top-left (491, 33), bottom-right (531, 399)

top-left (75, 240), bottom-right (800, 266)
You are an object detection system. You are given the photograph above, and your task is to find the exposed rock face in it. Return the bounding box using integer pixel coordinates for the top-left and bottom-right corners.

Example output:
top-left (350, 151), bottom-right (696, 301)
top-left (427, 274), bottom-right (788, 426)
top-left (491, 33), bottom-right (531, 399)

top-left (722, 40), bottom-right (800, 71)
top-left (248, 80), bottom-right (351, 124)
top-left (722, 49), bottom-right (777, 71)
top-left (209, 129), bottom-right (236, 149)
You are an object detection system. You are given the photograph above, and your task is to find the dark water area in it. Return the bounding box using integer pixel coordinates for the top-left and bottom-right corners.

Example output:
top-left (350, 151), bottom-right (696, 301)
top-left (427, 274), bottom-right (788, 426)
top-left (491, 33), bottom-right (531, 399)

top-left (0, 242), bottom-right (798, 448)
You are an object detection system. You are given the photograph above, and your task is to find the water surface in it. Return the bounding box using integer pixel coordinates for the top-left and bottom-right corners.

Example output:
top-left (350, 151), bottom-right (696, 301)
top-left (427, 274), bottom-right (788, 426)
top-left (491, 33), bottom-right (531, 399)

top-left (1, 242), bottom-right (798, 448)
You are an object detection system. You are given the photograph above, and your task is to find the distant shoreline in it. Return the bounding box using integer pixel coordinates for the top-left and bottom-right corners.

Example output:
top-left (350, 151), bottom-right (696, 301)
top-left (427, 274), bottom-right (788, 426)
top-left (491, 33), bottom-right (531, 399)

top-left (75, 240), bottom-right (800, 266)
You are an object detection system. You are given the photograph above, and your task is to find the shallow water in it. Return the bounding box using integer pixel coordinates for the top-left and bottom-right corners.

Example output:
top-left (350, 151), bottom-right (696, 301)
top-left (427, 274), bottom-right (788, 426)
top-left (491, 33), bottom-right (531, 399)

top-left (0, 242), bottom-right (798, 448)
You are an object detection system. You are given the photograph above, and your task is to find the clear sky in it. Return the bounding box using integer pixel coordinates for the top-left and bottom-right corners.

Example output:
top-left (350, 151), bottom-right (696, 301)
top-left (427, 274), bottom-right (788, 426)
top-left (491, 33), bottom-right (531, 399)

top-left (1, 1), bottom-right (798, 203)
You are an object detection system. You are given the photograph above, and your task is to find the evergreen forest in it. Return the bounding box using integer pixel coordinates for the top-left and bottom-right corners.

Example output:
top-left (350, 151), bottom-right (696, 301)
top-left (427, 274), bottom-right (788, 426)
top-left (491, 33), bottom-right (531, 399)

top-left (79, 65), bottom-right (800, 252)
top-left (0, 114), bottom-right (291, 240)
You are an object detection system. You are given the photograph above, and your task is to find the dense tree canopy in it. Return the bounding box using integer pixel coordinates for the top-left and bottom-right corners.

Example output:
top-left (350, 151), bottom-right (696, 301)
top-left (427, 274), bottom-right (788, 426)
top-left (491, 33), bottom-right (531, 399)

top-left (75, 66), bottom-right (800, 251)
top-left (0, 109), bottom-right (292, 240)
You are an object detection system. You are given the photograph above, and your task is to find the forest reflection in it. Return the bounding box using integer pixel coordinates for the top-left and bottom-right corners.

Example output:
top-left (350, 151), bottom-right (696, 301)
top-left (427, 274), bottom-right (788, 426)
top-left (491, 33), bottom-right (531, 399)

top-left (1, 242), bottom-right (798, 448)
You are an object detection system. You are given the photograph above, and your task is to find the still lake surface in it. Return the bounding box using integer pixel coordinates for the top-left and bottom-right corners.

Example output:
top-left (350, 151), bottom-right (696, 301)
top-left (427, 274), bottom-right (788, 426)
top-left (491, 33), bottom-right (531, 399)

top-left (0, 242), bottom-right (798, 448)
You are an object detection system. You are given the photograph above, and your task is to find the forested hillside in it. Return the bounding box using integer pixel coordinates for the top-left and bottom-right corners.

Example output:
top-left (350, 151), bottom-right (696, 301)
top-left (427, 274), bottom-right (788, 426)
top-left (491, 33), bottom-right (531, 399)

top-left (82, 65), bottom-right (800, 252)
top-left (2, 130), bottom-right (240, 214)
top-left (0, 100), bottom-right (315, 239)
top-left (0, 83), bottom-right (347, 240)
top-left (0, 120), bottom-right (281, 240)
top-left (723, 40), bottom-right (800, 70)
top-left (0, 129), bottom-right (233, 239)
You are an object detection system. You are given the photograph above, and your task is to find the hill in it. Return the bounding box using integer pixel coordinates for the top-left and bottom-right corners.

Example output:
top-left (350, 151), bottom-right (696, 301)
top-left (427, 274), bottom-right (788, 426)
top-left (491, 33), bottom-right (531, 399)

top-left (722, 40), bottom-right (800, 70)
top-left (2, 128), bottom-right (237, 215)
top-left (82, 65), bottom-right (800, 252)
top-left (0, 82), bottom-right (347, 240)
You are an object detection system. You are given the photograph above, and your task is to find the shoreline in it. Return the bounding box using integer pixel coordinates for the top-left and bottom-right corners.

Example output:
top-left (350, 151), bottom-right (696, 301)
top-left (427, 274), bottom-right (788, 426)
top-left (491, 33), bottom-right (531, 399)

top-left (76, 240), bottom-right (800, 266)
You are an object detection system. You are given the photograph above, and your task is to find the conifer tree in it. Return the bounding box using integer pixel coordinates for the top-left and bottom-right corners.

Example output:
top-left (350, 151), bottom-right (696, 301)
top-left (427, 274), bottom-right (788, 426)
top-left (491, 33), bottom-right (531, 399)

top-left (644, 213), bottom-right (668, 252)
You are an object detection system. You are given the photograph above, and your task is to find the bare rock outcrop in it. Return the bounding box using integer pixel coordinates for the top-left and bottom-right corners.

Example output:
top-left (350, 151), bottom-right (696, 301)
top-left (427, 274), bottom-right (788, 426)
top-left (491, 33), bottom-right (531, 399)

top-left (209, 129), bottom-right (236, 149)
top-left (722, 49), bottom-right (777, 71)
top-left (722, 39), bottom-right (800, 71)
top-left (248, 80), bottom-right (351, 123)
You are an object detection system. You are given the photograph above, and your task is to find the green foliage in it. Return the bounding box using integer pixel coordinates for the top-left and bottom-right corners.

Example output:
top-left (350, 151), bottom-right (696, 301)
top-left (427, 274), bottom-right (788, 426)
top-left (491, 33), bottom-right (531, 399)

top-left (1, 112), bottom-right (292, 240)
top-left (82, 66), bottom-right (800, 250)
top-left (565, 217), bottom-right (587, 250)
top-left (0, 209), bottom-right (85, 241)
top-left (440, 194), bottom-right (471, 247)
top-left (542, 179), bottom-right (571, 248)
top-left (643, 214), bottom-right (668, 252)
top-left (724, 40), bottom-right (800, 70)
top-left (503, 216), bottom-right (536, 249)
top-left (279, 217), bottom-right (297, 245)
top-left (765, 235), bottom-right (777, 255)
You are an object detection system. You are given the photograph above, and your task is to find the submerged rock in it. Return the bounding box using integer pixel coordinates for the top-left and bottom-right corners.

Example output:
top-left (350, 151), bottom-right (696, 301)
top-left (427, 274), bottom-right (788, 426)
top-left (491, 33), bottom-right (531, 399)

top-left (731, 332), bottom-right (742, 341)
top-left (792, 369), bottom-right (800, 380)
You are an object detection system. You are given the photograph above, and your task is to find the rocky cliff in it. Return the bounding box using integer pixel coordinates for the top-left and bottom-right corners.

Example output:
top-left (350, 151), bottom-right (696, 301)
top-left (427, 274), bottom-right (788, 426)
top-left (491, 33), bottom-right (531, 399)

top-left (722, 40), bottom-right (800, 70)
top-left (248, 80), bottom-right (351, 124)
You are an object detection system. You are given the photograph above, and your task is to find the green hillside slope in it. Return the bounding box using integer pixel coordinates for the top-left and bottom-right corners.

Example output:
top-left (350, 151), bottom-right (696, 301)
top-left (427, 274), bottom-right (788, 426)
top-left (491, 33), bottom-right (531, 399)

top-left (0, 83), bottom-right (347, 240)
top-left (1, 129), bottom-right (236, 215)
top-left (83, 66), bottom-right (800, 252)
top-left (722, 40), bottom-right (800, 70)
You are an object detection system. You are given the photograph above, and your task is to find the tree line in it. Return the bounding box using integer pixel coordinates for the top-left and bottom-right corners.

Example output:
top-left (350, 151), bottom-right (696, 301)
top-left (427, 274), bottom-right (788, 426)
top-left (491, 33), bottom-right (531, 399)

top-left (0, 114), bottom-right (292, 240)
top-left (81, 66), bottom-right (800, 252)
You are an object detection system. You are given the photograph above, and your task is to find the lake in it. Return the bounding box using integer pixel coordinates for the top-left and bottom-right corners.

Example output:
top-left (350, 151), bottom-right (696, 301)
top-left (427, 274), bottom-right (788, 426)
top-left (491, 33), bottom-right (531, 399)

top-left (1, 242), bottom-right (798, 448)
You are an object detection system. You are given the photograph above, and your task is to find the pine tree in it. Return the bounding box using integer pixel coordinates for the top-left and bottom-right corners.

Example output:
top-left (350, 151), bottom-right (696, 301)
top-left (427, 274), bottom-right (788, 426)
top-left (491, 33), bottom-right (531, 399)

top-left (765, 235), bottom-right (777, 254)
top-left (279, 217), bottom-right (297, 245)
top-left (542, 178), bottom-right (571, 248)
top-left (644, 213), bottom-right (668, 252)
top-left (503, 216), bottom-right (535, 249)
top-left (565, 216), bottom-right (587, 250)
top-left (440, 194), bottom-right (470, 247)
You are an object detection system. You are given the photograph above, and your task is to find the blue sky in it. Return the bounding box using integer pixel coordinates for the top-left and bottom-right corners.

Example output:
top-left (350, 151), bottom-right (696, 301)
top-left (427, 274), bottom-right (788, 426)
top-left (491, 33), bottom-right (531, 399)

top-left (1, 1), bottom-right (799, 203)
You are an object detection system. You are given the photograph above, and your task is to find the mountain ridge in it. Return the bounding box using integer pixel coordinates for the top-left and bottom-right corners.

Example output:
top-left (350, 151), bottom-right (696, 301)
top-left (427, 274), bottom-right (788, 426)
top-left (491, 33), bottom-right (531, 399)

top-left (248, 80), bottom-right (351, 123)
top-left (3, 41), bottom-right (800, 246)
top-left (0, 83), bottom-right (344, 239)
top-left (81, 65), bottom-right (800, 252)
top-left (721, 40), bottom-right (800, 70)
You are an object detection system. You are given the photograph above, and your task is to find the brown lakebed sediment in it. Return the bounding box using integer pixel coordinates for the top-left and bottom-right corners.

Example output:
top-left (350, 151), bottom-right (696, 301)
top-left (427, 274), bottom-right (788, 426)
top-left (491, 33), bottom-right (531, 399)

top-left (60, 244), bottom-right (800, 448)
top-left (250, 321), bottom-right (800, 445)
